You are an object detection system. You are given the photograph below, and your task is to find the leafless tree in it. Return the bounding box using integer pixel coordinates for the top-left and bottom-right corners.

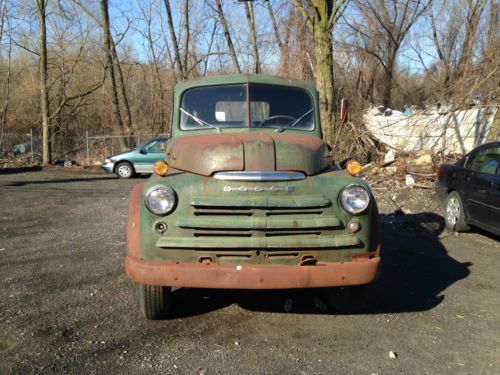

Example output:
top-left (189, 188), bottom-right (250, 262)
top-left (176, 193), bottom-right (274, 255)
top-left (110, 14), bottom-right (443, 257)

top-left (291, 0), bottom-right (349, 143)
top-left (36, 0), bottom-right (51, 165)
top-left (0, 0), bottom-right (11, 147)
top-left (348, 0), bottom-right (429, 107)
top-left (213, 0), bottom-right (241, 74)
top-left (244, 1), bottom-right (261, 74)
top-left (99, 0), bottom-right (128, 146)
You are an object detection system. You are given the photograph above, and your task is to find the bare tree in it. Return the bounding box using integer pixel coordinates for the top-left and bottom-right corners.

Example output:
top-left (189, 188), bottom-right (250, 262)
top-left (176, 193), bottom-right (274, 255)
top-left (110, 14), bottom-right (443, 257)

top-left (164, 0), bottom-right (190, 79)
top-left (36, 0), bottom-right (51, 165)
top-left (99, 0), bottom-right (128, 145)
top-left (291, 0), bottom-right (349, 144)
top-left (266, 1), bottom-right (284, 57)
top-left (244, 1), bottom-right (261, 74)
top-left (0, 0), bottom-right (6, 47)
top-left (487, 0), bottom-right (499, 54)
top-left (349, 0), bottom-right (428, 107)
top-left (0, 0), bottom-right (11, 146)
top-left (214, 0), bottom-right (241, 74)
top-left (427, 0), bottom-right (492, 100)
top-left (457, 0), bottom-right (487, 77)
top-left (163, 0), bottom-right (185, 79)
top-left (182, 0), bottom-right (189, 76)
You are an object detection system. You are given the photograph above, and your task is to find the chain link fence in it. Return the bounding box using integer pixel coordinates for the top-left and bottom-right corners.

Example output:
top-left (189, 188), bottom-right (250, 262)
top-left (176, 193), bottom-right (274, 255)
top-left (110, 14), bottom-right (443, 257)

top-left (0, 131), bottom-right (157, 167)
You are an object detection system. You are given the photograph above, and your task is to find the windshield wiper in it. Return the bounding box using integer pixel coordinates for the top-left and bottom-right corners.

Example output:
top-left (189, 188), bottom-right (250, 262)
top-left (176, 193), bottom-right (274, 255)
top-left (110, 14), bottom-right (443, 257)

top-left (275, 109), bottom-right (313, 132)
top-left (180, 108), bottom-right (221, 132)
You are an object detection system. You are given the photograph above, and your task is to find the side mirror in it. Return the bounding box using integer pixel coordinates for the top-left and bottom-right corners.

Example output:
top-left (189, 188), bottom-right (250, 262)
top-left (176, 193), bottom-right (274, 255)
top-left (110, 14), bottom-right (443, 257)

top-left (340, 98), bottom-right (350, 125)
top-left (139, 148), bottom-right (147, 155)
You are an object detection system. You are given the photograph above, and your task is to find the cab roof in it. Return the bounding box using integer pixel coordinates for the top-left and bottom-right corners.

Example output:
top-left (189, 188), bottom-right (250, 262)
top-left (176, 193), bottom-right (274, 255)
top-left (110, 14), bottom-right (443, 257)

top-left (174, 74), bottom-right (317, 96)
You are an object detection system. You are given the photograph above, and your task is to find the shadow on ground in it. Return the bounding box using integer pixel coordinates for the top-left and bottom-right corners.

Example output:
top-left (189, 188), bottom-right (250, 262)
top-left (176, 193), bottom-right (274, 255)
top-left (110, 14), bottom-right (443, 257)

top-left (0, 166), bottom-right (42, 174)
top-left (157, 212), bottom-right (471, 319)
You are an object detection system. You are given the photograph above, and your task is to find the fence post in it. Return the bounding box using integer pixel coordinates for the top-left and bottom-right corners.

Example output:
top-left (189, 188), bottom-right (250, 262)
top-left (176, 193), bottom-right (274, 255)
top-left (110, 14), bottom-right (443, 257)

top-left (30, 128), bottom-right (34, 163)
top-left (86, 130), bottom-right (89, 166)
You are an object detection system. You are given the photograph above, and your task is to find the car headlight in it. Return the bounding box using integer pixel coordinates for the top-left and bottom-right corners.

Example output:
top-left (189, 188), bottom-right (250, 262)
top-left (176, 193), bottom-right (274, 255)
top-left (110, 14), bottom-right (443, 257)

top-left (145, 185), bottom-right (177, 215)
top-left (339, 185), bottom-right (370, 215)
top-left (104, 158), bottom-right (113, 164)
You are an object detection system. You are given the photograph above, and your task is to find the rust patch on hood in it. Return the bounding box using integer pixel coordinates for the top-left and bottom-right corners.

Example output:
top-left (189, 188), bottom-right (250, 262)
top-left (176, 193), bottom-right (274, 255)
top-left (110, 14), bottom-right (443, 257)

top-left (166, 132), bottom-right (329, 176)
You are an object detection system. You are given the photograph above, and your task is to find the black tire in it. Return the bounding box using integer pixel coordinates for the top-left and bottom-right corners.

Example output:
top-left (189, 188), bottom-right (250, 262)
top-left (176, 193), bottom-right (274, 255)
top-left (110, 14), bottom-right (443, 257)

top-left (115, 161), bottom-right (134, 179)
top-left (138, 284), bottom-right (172, 320)
top-left (444, 191), bottom-right (470, 232)
top-left (323, 285), bottom-right (368, 314)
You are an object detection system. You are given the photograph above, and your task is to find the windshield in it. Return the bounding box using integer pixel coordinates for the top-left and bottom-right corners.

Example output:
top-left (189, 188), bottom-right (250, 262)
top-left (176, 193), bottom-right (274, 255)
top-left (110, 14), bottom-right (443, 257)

top-left (179, 84), bottom-right (314, 131)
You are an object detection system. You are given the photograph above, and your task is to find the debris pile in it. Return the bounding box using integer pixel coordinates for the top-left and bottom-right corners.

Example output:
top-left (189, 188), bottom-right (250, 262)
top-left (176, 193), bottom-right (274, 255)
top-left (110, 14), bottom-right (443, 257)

top-left (361, 149), bottom-right (452, 214)
top-left (0, 154), bottom-right (36, 169)
top-left (364, 105), bottom-right (497, 154)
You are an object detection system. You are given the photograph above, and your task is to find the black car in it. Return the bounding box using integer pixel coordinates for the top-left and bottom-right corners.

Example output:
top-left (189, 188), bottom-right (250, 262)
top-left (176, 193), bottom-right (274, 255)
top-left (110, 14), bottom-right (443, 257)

top-left (435, 141), bottom-right (500, 236)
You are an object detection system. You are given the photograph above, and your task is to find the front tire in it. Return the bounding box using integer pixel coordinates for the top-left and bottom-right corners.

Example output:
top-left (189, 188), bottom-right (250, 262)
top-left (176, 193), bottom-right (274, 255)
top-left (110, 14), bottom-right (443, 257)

top-left (115, 162), bottom-right (134, 179)
top-left (138, 284), bottom-right (172, 320)
top-left (444, 191), bottom-right (470, 232)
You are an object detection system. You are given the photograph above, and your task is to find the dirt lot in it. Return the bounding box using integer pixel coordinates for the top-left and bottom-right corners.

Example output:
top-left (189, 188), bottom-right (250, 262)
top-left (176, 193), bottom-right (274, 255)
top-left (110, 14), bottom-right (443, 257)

top-left (0, 167), bottom-right (499, 374)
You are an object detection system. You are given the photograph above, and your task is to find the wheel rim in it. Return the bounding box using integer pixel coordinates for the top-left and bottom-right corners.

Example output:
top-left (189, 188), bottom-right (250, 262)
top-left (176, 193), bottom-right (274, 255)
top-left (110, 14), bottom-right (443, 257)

top-left (446, 197), bottom-right (460, 226)
top-left (117, 165), bottom-right (131, 177)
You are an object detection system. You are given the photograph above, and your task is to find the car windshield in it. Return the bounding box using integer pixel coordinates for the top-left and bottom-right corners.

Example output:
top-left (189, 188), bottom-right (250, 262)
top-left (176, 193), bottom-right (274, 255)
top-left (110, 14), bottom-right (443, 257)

top-left (179, 84), bottom-right (314, 131)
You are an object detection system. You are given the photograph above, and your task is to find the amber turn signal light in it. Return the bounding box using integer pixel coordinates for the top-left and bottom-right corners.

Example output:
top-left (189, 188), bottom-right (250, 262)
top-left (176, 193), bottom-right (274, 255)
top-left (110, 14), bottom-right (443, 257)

top-left (346, 160), bottom-right (362, 176)
top-left (153, 160), bottom-right (169, 176)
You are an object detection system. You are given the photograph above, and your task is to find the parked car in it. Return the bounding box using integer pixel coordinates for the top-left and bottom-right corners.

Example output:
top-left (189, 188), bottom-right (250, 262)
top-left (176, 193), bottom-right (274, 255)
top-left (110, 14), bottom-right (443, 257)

top-left (102, 137), bottom-right (168, 178)
top-left (125, 74), bottom-right (381, 319)
top-left (435, 141), bottom-right (500, 236)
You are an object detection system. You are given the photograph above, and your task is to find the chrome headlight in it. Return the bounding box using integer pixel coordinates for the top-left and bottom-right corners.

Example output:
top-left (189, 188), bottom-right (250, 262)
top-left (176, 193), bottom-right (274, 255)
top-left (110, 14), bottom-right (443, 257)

top-left (145, 185), bottom-right (177, 215)
top-left (340, 185), bottom-right (370, 215)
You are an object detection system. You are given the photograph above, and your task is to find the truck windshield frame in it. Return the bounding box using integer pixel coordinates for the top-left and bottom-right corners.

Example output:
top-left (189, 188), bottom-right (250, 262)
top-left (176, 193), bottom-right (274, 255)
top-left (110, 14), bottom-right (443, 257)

top-left (179, 84), bottom-right (315, 132)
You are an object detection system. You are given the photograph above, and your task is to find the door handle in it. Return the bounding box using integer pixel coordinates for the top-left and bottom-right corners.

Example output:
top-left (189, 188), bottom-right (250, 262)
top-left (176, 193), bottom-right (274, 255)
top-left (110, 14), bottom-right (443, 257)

top-left (477, 189), bottom-right (486, 193)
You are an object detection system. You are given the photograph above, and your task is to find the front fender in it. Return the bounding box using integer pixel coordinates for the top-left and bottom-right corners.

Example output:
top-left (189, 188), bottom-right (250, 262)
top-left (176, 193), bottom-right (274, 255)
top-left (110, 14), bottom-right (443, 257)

top-left (126, 182), bottom-right (145, 260)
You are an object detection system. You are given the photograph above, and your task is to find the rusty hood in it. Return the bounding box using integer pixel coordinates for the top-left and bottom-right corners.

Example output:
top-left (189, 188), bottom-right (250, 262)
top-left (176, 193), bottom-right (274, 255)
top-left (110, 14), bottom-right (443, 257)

top-left (165, 132), bottom-right (329, 176)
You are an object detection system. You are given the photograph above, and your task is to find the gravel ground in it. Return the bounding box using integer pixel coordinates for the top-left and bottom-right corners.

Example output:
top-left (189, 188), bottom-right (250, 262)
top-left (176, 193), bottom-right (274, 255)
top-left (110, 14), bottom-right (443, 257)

top-left (0, 167), bottom-right (499, 374)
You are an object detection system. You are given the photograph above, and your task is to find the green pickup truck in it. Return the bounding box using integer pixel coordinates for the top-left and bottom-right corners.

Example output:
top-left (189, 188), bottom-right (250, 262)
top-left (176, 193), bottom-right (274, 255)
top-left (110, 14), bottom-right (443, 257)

top-left (125, 74), bottom-right (381, 319)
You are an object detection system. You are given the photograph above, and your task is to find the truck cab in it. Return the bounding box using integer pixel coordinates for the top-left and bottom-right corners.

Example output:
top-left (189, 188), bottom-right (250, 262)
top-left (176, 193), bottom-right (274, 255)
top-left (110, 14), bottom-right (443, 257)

top-left (125, 75), bottom-right (381, 319)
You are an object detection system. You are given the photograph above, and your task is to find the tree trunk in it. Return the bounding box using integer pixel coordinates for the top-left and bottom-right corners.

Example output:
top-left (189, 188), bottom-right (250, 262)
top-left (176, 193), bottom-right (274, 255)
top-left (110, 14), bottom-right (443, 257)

top-left (313, 26), bottom-right (335, 144)
top-left (0, 0), bottom-right (6, 48)
top-left (244, 1), bottom-right (261, 74)
top-left (37, 0), bottom-right (51, 165)
top-left (458, 0), bottom-right (487, 77)
top-left (381, 45), bottom-right (397, 108)
top-left (215, 0), bottom-right (241, 74)
top-left (429, 2), bottom-right (451, 97)
top-left (266, 0), bottom-right (283, 53)
top-left (99, 0), bottom-right (126, 149)
top-left (182, 0), bottom-right (189, 76)
top-left (487, 0), bottom-right (499, 56)
top-left (0, 1), bottom-right (11, 147)
top-left (163, 0), bottom-right (184, 79)
top-left (291, 0), bottom-right (347, 144)
top-left (111, 38), bottom-right (132, 135)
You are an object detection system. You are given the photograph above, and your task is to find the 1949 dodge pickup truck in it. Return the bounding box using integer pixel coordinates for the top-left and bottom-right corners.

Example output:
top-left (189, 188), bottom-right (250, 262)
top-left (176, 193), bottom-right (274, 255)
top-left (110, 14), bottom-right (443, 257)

top-left (125, 74), bottom-right (381, 319)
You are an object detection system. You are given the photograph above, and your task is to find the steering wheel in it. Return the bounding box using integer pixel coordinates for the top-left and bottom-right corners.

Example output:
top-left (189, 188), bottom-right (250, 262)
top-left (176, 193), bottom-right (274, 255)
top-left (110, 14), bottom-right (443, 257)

top-left (255, 115), bottom-right (296, 127)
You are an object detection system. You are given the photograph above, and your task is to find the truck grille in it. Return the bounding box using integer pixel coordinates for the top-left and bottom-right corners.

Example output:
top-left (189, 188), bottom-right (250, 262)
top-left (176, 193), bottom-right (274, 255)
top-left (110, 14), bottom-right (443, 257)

top-left (155, 195), bottom-right (360, 249)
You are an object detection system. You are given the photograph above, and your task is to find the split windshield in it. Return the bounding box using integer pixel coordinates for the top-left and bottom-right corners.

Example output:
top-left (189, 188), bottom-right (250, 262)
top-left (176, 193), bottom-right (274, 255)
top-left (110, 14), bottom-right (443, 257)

top-left (179, 84), bottom-right (314, 131)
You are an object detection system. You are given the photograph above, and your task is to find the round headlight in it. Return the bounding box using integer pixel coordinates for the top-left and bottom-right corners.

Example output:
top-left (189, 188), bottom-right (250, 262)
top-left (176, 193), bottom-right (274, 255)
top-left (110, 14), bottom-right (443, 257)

top-left (340, 185), bottom-right (370, 215)
top-left (145, 185), bottom-right (177, 215)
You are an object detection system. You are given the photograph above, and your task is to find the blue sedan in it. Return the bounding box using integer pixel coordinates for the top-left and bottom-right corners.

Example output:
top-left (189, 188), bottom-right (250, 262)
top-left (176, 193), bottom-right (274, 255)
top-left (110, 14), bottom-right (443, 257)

top-left (102, 137), bottom-right (168, 178)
